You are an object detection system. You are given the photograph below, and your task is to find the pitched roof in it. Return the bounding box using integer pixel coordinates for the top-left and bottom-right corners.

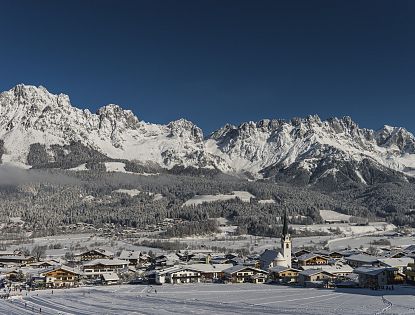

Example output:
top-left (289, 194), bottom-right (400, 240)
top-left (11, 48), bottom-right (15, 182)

top-left (0, 255), bottom-right (33, 261)
top-left (119, 250), bottom-right (141, 260)
top-left (299, 269), bottom-right (333, 277)
top-left (297, 253), bottom-right (328, 261)
top-left (377, 257), bottom-right (413, 268)
top-left (83, 259), bottom-right (129, 267)
top-left (101, 272), bottom-right (120, 281)
top-left (405, 245), bottom-right (415, 253)
top-left (269, 266), bottom-right (300, 273)
top-left (301, 264), bottom-right (353, 274)
top-left (354, 266), bottom-right (397, 276)
top-left (259, 249), bottom-right (279, 262)
top-left (345, 254), bottom-right (380, 263)
top-left (336, 249), bottom-right (362, 257)
top-left (42, 265), bottom-right (82, 276)
top-left (155, 265), bottom-right (201, 275)
top-left (223, 265), bottom-right (267, 275)
top-left (187, 263), bottom-right (234, 273)
top-left (76, 248), bottom-right (114, 257)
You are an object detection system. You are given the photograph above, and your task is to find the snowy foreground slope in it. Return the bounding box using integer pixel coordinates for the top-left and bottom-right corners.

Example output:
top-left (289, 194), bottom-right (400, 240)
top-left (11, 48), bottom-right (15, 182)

top-left (2, 284), bottom-right (415, 315)
top-left (1, 84), bottom-right (415, 184)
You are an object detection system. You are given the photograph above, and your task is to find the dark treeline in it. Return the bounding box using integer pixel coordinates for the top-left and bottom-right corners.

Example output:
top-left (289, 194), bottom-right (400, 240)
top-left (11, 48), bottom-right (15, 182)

top-left (0, 169), bottom-right (414, 238)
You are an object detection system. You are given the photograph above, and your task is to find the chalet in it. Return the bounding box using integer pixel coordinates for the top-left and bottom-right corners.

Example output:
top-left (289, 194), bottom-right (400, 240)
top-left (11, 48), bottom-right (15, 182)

top-left (383, 250), bottom-right (407, 258)
top-left (336, 249), bottom-right (363, 257)
top-left (119, 250), bottom-right (141, 266)
top-left (154, 254), bottom-right (181, 267)
top-left (354, 266), bottom-right (398, 289)
top-left (292, 249), bottom-right (311, 258)
top-left (297, 254), bottom-right (329, 267)
top-left (301, 263), bottom-right (353, 279)
top-left (377, 257), bottom-right (413, 273)
top-left (268, 266), bottom-right (301, 284)
top-left (0, 255), bottom-right (35, 266)
top-left (298, 269), bottom-right (334, 287)
top-left (0, 270), bottom-right (21, 282)
top-left (345, 254), bottom-right (380, 268)
top-left (223, 265), bottom-right (268, 284)
top-left (82, 259), bottom-right (128, 278)
top-left (154, 266), bottom-right (201, 284)
top-left (101, 272), bottom-right (120, 285)
top-left (188, 253), bottom-right (211, 264)
top-left (187, 263), bottom-right (233, 281)
top-left (75, 249), bottom-right (114, 262)
top-left (210, 255), bottom-right (230, 265)
top-left (0, 250), bottom-right (21, 257)
top-left (41, 266), bottom-right (82, 288)
top-left (251, 273), bottom-right (268, 284)
top-left (29, 260), bottom-right (59, 269)
top-left (315, 250), bottom-right (345, 260)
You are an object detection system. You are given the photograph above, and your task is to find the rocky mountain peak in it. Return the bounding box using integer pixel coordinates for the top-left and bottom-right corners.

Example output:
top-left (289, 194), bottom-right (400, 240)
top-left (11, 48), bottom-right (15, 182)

top-left (0, 84), bottom-right (415, 186)
top-left (167, 119), bottom-right (204, 143)
top-left (97, 104), bottom-right (140, 131)
top-left (375, 125), bottom-right (415, 153)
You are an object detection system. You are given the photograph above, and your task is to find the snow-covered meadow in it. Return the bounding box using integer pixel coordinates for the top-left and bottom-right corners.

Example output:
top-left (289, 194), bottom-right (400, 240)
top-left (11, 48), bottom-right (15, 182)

top-left (182, 191), bottom-right (255, 207)
top-left (1, 284), bottom-right (415, 314)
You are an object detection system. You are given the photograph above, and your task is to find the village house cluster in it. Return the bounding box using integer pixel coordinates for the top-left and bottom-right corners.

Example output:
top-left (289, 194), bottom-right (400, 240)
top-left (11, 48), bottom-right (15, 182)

top-left (1, 213), bottom-right (415, 295)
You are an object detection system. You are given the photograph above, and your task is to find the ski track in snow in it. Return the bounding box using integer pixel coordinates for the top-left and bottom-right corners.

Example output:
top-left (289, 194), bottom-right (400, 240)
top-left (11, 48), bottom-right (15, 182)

top-left (1, 284), bottom-right (414, 315)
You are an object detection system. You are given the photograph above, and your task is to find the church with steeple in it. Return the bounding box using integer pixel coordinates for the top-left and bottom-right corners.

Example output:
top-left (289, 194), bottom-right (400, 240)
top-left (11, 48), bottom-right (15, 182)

top-left (280, 210), bottom-right (292, 268)
top-left (259, 211), bottom-right (292, 269)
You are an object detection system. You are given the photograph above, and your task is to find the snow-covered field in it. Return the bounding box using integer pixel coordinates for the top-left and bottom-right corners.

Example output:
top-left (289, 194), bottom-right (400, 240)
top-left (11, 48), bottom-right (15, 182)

top-left (292, 222), bottom-right (395, 238)
top-left (319, 210), bottom-right (352, 222)
top-left (183, 191), bottom-right (255, 207)
top-left (328, 235), bottom-right (415, 251)
top-left (1, 284), bottom-right (415, 314)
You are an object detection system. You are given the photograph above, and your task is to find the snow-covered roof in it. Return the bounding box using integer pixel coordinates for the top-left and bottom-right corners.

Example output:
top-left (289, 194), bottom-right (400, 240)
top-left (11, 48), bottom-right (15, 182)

top-left (345, 254), bottom-right (380, 263)
top-left (83, 259), bottom-right (129, 267)
top-left (119, 250), bottom-right (141, 260)
top-left (223, 265), bottom-right (267, 275)
top-left (269, 266), bottom-right (300, 273)
top-left (186, 263), bottom-right (234, 273)
top-left (76, 248), bottom-right (114, 257)
top-left (42, 265), bottom-right (82, 276)
top-left (297, 253), bottom-right (328, 261)
top-left (299, 269), bottom-right (333, 277)
top-left (259, 249), bottom-right (279, 262)
top-left (354, 266), bottom-right (397, 276)
top-left (377, 257), bottom-right (413, 268)
top-left (301, 264), bottom-right (353, 274)
top-left (101, 272), bottom-right (119, 281)
top-left (0, 255), bottom-right (33, 261)
top-left (155, 265), bottom-right (201, 276)
top-left (405, 245), bottom-right (415, 253)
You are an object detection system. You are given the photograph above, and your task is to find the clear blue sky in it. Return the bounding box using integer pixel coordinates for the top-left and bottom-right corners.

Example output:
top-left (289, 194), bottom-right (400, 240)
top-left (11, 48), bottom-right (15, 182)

top-left (0, 0), bottom-right (414, 134)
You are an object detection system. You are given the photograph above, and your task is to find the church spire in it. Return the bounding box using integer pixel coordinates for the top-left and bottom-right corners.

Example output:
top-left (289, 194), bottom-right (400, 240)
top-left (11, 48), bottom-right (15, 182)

top-left (280, 210), bottom-right (292, 268)
top-left (282, 210), bottom-right (289, 236)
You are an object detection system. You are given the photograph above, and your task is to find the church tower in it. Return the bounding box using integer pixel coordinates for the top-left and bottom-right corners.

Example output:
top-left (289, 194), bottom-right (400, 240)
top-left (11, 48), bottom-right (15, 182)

top-left (281, 211), bottom-right (292, 268)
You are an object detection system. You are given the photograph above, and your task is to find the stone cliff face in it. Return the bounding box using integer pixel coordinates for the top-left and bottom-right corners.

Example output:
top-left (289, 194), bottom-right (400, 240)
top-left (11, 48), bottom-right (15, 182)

top-left (1, 84), bottom-right (415, 186)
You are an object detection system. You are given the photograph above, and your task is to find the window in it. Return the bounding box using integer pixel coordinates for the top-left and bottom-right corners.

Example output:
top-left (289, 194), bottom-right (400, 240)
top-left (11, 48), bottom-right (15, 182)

top-left (286, 244), bottom-right (289, 249)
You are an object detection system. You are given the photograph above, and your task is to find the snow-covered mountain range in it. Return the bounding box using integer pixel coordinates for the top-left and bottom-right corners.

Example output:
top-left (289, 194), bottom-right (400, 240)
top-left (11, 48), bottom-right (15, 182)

top-left (1, 84), bottom-right (415, 186)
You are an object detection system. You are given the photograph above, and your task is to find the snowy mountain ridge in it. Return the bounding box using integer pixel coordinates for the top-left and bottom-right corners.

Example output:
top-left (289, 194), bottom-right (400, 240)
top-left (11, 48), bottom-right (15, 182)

top-left (1, 84), bottom-right (415, 185)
